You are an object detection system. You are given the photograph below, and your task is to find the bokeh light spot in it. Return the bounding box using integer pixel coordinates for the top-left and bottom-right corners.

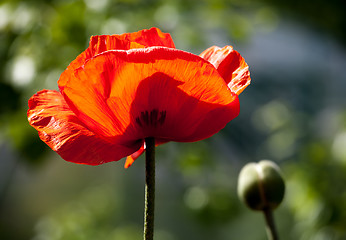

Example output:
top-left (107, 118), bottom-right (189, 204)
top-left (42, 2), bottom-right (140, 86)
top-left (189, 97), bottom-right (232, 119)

top-left (184, 187), bottom-right (209, 210)
top-left (11, 56), bottom-right (36, 87)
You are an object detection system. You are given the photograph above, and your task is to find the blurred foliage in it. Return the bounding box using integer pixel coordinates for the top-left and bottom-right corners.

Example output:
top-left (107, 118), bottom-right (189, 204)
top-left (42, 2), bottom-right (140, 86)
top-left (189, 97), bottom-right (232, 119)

top-left (260, 0), bottom-right (346, 44)
top-left (1, 0), bottom-right (346, 239)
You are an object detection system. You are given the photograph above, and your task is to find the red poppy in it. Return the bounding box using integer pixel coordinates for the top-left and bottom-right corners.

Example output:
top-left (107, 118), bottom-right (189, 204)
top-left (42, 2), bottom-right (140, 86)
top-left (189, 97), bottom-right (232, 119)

top-left (28, 27), bottom-right (250, 167)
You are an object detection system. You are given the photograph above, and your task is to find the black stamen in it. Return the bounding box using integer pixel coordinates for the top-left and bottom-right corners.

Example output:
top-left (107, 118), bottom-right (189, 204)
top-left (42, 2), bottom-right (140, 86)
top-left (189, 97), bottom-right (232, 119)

top-left (150, 109), bottom-right (158, 127)
top-left (142, 111), bottom-right (149, 126)
top-left (158, 111), bottom-right (166, 126)
top-left (136, 109), bottom-right (166, 128)
top-left (136, 117), bottom-right (143, 127)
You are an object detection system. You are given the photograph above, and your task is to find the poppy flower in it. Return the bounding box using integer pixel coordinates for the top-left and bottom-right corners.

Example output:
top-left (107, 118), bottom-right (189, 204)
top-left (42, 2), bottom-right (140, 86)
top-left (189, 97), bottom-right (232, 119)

top-left (27, 27), bottom-right (250, 167)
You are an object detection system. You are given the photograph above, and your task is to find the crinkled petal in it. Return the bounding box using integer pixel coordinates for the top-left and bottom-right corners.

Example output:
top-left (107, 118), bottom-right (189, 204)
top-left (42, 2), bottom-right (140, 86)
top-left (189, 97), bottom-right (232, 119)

top-left (124, 139), bottom-right (169, 168)
top-left (59, 47), bottom-right (240, 145)
top-left (84, 27), bottom-right (175, 62)
top-left (59, 28), bottom-right (175, 87)
top-left (200, 46), bottom-right (251, 95)
top-left (27, 90), bottom-right (141, 165)
top-left (125, 144), bottom-right (145, 168)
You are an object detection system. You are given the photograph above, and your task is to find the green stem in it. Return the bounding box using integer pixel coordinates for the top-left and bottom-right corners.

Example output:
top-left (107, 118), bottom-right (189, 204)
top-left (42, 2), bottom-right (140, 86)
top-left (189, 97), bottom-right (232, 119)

top-left (263, 208), bottom-right (279, 240)
top-left (144, 137), bottom-right (155, 240)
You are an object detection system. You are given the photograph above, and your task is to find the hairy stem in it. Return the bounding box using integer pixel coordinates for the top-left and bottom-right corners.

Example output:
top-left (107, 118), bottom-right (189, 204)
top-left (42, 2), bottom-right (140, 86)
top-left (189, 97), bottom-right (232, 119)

top-left (144, 137), bottom-right (155, 240)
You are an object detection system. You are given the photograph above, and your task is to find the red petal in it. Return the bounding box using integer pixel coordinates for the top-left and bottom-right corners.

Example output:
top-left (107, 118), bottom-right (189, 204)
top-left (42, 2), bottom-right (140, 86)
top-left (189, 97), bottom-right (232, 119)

top-left (84, 27), bottom-right (175, 60)
top-left (200, 46), bottom-right (251, 95)
top-left (59, 47), bottom-right (239, 144)
top-left (27, 90), bottom-right (140, 165)
top-left (124, 139), bottom-right (169, 168)
top-left (125, 144), bottom-right (145, 168)
top-left (59, 28), bottom-right (174, 87)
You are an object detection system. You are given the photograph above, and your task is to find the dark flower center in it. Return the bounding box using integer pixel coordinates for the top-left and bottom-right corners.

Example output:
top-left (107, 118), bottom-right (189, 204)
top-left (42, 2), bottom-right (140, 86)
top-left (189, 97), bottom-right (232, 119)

top-left (136, 109), bottom-right (166, 128)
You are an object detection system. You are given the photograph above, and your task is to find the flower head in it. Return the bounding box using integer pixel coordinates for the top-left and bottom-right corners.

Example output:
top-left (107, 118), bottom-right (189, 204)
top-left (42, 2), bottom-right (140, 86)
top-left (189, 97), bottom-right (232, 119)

top-left (28, 28), bottom-right (250, 167)
top-left (237, 160), bottom-right (285, 211)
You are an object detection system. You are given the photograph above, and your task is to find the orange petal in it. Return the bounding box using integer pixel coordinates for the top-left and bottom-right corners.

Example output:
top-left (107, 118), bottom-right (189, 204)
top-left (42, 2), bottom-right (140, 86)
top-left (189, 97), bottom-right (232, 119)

top-left (84, 27), bottom-right (175, 58)
top-left (200, 46), bottom-right (251, 95)
top-left (124, 139), bottom-right (169, 168)
top-left (59, 28), bottom-right (175, 87)
top-left (27, 90), bottom-right (140, 165)
top-left (59, 47), bottom-right (240, 144)
top-left (125, 144), bottom-right (145, 168)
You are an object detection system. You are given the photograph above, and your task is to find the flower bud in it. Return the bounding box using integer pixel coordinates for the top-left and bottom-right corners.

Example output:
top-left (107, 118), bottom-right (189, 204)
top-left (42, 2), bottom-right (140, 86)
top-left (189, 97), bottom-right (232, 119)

top-left (237, 160), bottom-right (285, 211)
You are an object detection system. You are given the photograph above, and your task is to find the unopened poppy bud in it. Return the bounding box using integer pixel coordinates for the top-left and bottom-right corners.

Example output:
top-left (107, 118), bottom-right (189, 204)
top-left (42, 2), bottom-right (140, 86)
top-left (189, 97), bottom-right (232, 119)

top-left (237, 160), bottom-right (285, 211)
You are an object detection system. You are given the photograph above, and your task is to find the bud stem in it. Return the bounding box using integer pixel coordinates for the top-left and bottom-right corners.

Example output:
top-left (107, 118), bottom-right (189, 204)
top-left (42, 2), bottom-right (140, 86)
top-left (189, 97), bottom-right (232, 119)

top-left (144, 137), bottom-right (155, 240)
top-left (263, 208), bottom-right (279, 240)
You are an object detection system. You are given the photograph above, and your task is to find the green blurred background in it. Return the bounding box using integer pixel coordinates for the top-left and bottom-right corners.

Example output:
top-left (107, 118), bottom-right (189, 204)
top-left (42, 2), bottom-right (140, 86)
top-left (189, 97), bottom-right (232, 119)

top-left (1, 0), bottom-right (346, 239)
